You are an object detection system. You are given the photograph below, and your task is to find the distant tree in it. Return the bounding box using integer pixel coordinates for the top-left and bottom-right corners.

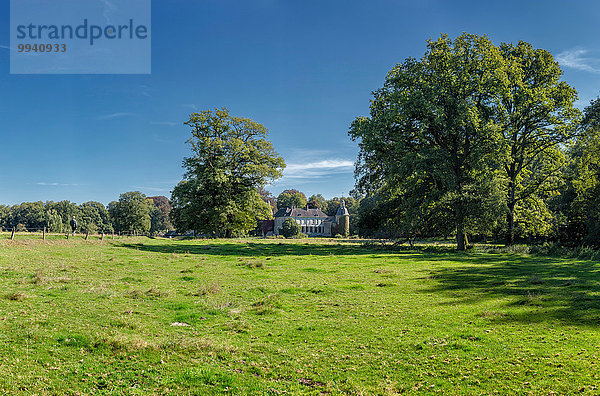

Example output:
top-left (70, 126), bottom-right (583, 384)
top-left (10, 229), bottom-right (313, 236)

top-left (79, 201), bottom-right (112, 234)
top-left (307, 194), bottom-right (327, 209)
top-left (324, 197), bottom-right (357, 216)
top-left (108, 191), bottom-right (151, 233)
top-left (277, 189), bottom-right (307, 209)
top-left (10, 202), bottom-right (46, 230)
top-left (0, 205), bottom-right (9, 230)
top-left (258, 188), bottom-right (277, 211)
top-left (45, 209), bottom-right (63, 232)
top-left (170, 108), bottom-right (284, 237)
top-left (498, 41), bottom-right (580, 245)
top-left (281, 218), bottom-right (301, 238)
top-left (148, 196), bottom-right (172, 233)
top-left (46, 201), bottom-right (79, 231)
top-left (355, 193), bottom-right (393, 237)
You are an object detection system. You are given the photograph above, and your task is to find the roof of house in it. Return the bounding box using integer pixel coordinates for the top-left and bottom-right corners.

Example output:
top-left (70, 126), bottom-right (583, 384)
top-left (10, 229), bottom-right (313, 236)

top-left (273, 207), bottom-right (329, 218)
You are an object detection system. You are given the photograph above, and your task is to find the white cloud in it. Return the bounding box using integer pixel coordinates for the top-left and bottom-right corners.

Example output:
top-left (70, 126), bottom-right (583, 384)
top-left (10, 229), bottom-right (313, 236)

top-left (37, 182), bottom-right (80, 187)
top-left (99, 0), bottom-right (118, 23)
top-left (133, 186), bottom-right (171, 193)
top-left (285, 159), bottom-right (354, 173)
top-left (97, 112), bottom-right (136, 120)
top-left (150, 121), bottom-right (179, 126)
top-left (182, 104), bottom-right (199, 111)
top-left (556, 49), bottom-right (600, 73)
top-left (280, 159), bottom-right (355, 181)
top-left (139, 85), bottom-right (152, 98)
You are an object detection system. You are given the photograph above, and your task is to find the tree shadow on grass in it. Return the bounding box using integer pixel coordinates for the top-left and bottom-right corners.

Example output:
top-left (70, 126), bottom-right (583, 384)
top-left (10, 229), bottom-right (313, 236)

top-left (421, 254), bottom-right (600, 326)
top-left (118, 240), bottom-right (394, 257)
top-left (118, 239), bottom-right (600, 326)
top-left (118, 239), bottom-right (463, 258)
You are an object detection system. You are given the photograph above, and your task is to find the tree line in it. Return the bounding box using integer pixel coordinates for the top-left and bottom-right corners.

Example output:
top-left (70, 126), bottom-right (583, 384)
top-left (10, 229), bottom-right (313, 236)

top-left (349, 33), bottom-right (600, 250)
top-left (0, 192), bottom-right (171, 235)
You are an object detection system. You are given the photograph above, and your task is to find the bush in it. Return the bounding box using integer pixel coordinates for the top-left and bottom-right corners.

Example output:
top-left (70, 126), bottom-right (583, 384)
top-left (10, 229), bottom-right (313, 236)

top-left (291, 233), bottom-right (308, 239)
top-left (281, 218), bottom-right (300, 238)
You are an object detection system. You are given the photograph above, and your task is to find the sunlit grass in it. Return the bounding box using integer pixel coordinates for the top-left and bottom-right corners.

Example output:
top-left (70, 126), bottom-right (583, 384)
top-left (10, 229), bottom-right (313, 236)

top-left (0, 236), bottom-right (599, 394)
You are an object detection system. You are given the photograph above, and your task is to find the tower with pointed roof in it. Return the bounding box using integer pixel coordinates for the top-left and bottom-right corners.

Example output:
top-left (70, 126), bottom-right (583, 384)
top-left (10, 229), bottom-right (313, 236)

top-left (335, 199), bottom-right (350, 236)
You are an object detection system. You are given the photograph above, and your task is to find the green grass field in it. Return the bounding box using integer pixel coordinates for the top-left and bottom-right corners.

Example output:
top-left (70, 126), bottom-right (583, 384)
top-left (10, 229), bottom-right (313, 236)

top-left (1, 235), bottom-right (599, 395)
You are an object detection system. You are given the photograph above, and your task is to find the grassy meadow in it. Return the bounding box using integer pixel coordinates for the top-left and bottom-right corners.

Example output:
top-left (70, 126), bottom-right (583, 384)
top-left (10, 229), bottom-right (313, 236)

top-left (0, 235), bottom-right (600, 394)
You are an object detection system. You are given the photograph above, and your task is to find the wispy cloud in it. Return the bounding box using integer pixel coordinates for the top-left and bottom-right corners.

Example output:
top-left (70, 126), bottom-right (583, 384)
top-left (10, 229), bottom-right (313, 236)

top-left (151, 133), bottom-right (179, 144)
top-left (99, 0), bottom-right (118, 23)
top-left (282, 159), bottom-right (354, 180)
top-left (37, 182), bottom-right (80, 187)
top-left (97, 112), bottom-right (136, 120)
top-left (133, 186), bottom-right (171, 193)
top-left (182, 104), bottom-right (199, 111)
top-left (139, 84), bottom-right (152, 98)
top-left (556, 49), bottom-right (600, 73)
top-left (150, 121), bottom-right (179, 126)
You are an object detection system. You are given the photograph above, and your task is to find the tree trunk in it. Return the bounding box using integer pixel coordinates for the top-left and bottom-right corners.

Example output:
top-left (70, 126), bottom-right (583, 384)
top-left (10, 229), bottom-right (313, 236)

top-left (225, 229), bottom-right (232, 238)
top-left (456, 233), bottom-right (466, 251)
top-left (456, 221), bottom-right (467, 251)
top-left (506, 177), bottom-right (516, 246)
top-left (455, 201), bottom-right (468, 251)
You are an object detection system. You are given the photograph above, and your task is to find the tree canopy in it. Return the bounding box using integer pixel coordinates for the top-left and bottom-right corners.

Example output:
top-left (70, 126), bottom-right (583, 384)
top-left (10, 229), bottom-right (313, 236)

top-left (350, 33), bottom-right (585, 249)
top-left (276, 189), bottom-right (307, 209)
top-left (108, 191), bottom-right (152, 233)
top-left (497, 41), bottom-right (580, 245)
top-left (350, 33), bottom-right (506, 250)
top-left (170, 108), bottom-right (285, 237)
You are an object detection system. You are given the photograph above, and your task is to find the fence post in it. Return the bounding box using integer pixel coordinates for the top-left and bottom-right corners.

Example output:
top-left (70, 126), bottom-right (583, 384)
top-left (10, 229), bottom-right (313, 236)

top-left (43, 227), bottom-right (46, 241)
top-left (11, 227), bottom-right (15, 240)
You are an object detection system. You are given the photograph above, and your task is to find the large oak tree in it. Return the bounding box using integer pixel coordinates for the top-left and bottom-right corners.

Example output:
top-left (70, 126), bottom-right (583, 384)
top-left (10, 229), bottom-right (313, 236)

top-left (170, 108), bottom-right (285, 237)
top-left (350, 33), bottom-right (505, 250)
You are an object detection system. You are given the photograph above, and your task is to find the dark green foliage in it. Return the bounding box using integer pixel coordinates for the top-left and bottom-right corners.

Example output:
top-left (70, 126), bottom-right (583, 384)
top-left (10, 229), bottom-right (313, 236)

top-left (349, 33), bottom-right (583, 248)
top-left (0, 200), bottom-right (112, 234)
top-left (276, 189), bottom-right (307, 209)
top-left (149, 196), bottom-right (172, 233)
top-left (108, 191), bottom-right (152, 233)
top-left (79, 201), bottom-right (112, 234)
top-left (171, 108), bottom-right (284, 237)
top-left (558, 100), bottom-right (600, 247)
top-left (350, 33), bottom-right (506, 250)
top-left (281, 218), bottom-right (300, 238)
top-left (497, 41), bottom-right (580, 245)
top-left (307, 194), bottom-right (326, 209)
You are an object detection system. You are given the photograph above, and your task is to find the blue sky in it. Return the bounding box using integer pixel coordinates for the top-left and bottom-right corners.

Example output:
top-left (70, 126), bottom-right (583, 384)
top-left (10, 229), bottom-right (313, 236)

top-left (1, 0), bottom-right (600, 205)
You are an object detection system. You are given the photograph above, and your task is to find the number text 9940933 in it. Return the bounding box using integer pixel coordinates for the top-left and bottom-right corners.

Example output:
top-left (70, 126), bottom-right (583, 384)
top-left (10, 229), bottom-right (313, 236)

top-left (18, 43), bottom-right (67, 53)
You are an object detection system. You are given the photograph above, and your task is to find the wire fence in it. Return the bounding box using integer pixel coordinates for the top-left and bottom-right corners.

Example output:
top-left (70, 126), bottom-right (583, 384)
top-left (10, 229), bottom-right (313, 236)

top-left (0, 226), bottom-right (152, 241)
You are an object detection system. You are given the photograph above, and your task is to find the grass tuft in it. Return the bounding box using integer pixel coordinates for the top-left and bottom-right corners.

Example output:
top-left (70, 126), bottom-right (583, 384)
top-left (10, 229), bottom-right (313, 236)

top-left (251, 294), bottom-right (280, 315)
top-left (5, 291), bottom-right (27, 301)
top-left (190, 282), bottom-right (221, 296)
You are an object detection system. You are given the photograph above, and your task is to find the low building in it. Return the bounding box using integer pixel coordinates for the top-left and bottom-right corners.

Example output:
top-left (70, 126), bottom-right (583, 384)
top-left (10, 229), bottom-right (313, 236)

top-left (262, 200), bottom-right (350, 237)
